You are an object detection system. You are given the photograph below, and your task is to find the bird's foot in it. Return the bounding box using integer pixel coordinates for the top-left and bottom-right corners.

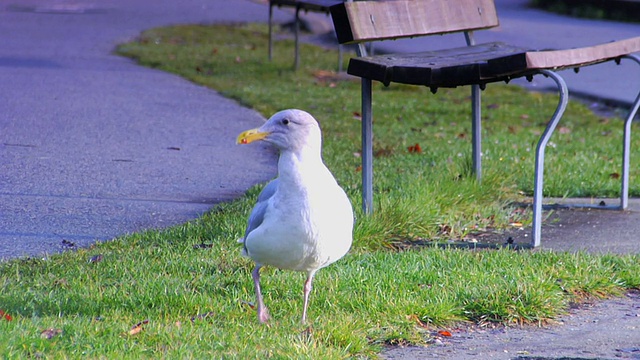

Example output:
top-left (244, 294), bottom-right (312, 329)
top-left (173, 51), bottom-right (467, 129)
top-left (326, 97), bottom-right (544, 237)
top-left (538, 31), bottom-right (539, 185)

top-left (258, 307), bottom-right (270, 324)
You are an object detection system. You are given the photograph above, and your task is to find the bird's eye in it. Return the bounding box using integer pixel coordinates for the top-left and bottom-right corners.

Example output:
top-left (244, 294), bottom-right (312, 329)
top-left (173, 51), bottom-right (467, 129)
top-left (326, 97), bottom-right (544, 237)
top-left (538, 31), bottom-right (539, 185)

top-left (282, 118), bottom-right (290, 125)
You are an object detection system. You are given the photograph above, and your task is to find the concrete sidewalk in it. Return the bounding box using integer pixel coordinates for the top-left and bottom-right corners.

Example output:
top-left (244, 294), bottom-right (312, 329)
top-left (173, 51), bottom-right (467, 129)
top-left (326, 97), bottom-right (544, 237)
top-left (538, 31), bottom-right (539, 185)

top-left (0, 0), bottom-right (292, 259)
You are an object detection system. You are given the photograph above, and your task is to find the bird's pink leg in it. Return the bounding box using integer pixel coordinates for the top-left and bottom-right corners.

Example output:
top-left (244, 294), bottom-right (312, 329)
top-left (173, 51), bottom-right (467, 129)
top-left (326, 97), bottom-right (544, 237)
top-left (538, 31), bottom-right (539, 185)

top-left (252, 266), bottom-right (269, 323)
top-left (301, 270), bottom-right (317, 324)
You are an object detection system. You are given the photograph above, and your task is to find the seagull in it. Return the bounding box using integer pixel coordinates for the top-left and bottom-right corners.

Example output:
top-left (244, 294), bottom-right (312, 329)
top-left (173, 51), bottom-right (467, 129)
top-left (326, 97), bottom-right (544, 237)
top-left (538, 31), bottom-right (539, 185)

top-left (236, 109), bottom-right (354, 324)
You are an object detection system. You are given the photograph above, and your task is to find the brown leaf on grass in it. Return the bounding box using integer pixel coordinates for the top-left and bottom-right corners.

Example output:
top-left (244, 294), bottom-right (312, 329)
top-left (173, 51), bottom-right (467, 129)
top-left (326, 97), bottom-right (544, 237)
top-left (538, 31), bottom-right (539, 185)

top-left (558, 126), bottom-right (571, 134)
top-left (355, 165), bottom-right (362, 172)
top-left (352, 111), bottom-right (362, 121)
top-left (457, 132), bottom-right (467, 139)
top-left (128, 319), bottom-right (149, 335)
top-left (407, 143), bottom-right (422, 154)
top-left (40, 328), bottom-right (62, 339)
top-left (520, 114), bottom-right (530, 119)
top-left (0, 310), bottom-right (13, 321)
top-left (610, 172), bottom-right (620, 179)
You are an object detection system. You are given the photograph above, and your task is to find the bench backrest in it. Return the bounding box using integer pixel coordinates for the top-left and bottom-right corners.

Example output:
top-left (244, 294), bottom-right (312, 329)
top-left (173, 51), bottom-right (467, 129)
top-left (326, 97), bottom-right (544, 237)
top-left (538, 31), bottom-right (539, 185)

top-left (330, 0), bottom-right (499, 44)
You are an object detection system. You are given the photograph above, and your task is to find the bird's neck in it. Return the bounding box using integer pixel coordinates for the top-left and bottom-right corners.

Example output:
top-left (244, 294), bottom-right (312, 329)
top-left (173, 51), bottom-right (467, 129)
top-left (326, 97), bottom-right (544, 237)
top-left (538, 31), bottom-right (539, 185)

top-left (277, 147), bottom-right (329, 186)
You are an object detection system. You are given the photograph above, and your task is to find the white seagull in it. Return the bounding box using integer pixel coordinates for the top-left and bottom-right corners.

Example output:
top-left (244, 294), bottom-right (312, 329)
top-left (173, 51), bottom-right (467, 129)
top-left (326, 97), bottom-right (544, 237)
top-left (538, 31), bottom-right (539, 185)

top-left (236, 109), bottom-right (354, 324)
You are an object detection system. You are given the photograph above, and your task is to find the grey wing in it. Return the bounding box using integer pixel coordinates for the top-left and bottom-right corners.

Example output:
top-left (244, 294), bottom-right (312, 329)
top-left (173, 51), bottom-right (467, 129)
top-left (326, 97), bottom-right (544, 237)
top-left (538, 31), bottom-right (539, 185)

top-left (243, 179), bottom-right (278, 242)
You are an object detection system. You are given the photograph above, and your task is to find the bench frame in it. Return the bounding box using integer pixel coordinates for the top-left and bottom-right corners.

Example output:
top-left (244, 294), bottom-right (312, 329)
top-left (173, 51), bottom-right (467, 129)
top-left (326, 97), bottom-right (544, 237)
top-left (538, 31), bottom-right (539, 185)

top-left (330, 0), bottom-right (640, 247)
top-left (268, 0), bottom-right (344, 70)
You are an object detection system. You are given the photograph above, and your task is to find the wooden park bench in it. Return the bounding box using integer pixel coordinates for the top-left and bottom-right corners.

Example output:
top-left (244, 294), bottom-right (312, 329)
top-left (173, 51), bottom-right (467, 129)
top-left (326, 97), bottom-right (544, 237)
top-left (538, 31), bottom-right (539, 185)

top-left (329, 0), bottom-right (640, 247)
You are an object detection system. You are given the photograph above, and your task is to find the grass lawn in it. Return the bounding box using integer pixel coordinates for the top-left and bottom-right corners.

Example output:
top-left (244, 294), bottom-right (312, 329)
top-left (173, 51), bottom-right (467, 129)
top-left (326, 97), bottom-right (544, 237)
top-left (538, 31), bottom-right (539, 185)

top-left (0, 24), bottom-right (638, 358)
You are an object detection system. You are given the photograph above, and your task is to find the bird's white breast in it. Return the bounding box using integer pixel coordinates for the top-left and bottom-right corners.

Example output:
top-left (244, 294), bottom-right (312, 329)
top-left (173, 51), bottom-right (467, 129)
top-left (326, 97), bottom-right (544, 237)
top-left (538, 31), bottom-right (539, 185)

top-left (244, 167), bottom-right (353, 272)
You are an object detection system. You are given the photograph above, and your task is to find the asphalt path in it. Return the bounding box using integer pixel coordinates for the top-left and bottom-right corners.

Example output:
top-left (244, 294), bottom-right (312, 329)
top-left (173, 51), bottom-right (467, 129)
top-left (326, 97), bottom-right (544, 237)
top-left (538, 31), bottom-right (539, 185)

top-left (0, 0), bottom-right (291, 259)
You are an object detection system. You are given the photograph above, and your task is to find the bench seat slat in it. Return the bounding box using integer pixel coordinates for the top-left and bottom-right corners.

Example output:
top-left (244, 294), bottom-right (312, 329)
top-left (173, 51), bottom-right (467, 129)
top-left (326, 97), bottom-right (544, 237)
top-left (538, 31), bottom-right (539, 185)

top-left (348, 42), bottom-right (527, 87)
top-left (488, 37), bottom-right (640, 74)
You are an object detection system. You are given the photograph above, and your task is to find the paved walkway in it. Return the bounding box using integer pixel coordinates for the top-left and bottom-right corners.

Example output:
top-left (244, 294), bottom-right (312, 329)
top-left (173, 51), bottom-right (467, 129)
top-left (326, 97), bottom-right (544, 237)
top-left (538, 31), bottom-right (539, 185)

top-left (0, 0), bottom-right (638, 260)
top-left (0, 0), bottom-right (292, 259)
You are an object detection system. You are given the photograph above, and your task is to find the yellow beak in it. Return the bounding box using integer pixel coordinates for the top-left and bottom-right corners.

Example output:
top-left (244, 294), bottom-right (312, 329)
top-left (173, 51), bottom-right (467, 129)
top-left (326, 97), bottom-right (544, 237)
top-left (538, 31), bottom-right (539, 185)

top-left (236, 128), bottom-right (269, 145)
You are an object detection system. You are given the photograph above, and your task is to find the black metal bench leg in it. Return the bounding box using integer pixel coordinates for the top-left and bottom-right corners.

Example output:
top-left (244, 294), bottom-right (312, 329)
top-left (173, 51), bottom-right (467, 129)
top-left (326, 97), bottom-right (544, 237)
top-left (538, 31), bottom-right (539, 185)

top-left (621, 54), bottom-right (640, 210)
top-left (362, 78), bottom-right (374, 214)
top-left (471, 84), bottom-right (482, 181)
top-left (531, 70), bottom-right (569, 247)
top-left (465, 31), bottom-right (483, 182)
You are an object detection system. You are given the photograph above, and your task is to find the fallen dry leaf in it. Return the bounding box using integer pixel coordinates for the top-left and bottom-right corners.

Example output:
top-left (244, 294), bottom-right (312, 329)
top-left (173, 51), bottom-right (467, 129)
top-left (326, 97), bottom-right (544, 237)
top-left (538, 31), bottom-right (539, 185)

top-left (407, 143), bottom-right (422, 154)
top-left (0, 310), bottom-right (13, 321)
top-left (558, 126), bottom-right (571, 134)
top-left (128, 319), bottom-right (149, 335)
top-left (438, 330), bottom-right (452, 337)
top-left (610, 172), bottom-right (621, 179)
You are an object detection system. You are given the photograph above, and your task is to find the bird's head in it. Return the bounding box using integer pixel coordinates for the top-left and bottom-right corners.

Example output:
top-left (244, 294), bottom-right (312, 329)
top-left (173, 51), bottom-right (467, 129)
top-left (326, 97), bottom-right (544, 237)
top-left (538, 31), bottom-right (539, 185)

top-left (236, 109), bottom-right (321, 153)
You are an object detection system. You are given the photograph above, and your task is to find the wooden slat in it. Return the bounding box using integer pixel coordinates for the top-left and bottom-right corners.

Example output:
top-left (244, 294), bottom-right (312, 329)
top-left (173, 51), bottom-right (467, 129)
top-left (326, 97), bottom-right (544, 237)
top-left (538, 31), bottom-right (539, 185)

top-left (488, 37), bottom-right (640, 74)
top-left (330, 0), bottom-right (499, 44)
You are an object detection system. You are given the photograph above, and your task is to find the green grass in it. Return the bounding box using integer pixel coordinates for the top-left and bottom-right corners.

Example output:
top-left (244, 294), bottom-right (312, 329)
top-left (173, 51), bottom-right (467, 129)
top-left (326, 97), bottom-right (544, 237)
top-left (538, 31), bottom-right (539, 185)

top-left (0, 23), bottom-right (639, 358)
